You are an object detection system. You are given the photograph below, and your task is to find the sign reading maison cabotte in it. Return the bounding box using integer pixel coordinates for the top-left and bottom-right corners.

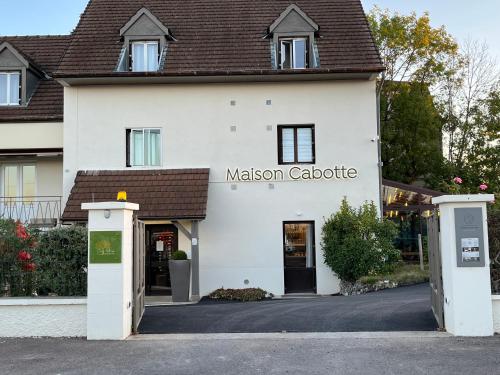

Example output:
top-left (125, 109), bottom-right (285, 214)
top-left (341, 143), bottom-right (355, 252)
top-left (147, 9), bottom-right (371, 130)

top-left (226, 166), bottom-right (358, 182)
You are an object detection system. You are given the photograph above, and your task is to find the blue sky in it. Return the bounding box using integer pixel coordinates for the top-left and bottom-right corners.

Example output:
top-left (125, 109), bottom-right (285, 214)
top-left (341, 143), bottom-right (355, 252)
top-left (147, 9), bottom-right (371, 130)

top-left (0, 0), bottom-right (499, 59)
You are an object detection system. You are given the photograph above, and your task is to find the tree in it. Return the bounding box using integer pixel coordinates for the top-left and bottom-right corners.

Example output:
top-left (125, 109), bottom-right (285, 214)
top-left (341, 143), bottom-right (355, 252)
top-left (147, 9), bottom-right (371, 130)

top-left (439, 40), bottom-right (499, 170)
top-left (368, 8), bottom-right (457, 187)
top-left (367, 7), bottom-right (458, 94)
top-left (380, 81), bottom-right (445, 186)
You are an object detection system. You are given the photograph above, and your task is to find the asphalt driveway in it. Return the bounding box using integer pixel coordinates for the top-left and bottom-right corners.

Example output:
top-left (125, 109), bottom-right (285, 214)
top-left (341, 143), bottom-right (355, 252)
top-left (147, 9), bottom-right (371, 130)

top-left (138, 283), bottom-right (438, 333)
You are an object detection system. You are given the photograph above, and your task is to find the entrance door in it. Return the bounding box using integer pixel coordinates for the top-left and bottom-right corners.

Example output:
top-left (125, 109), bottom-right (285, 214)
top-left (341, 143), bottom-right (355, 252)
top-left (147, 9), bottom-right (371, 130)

top-left (283, 221), bottom-right (316, 293)
top-left (145, 225), bottom-right (178, 296)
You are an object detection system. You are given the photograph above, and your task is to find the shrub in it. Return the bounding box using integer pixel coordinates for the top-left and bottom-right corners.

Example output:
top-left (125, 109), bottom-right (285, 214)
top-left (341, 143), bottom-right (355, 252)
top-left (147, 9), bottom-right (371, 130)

top-left (489, 206), bottom-right (500, 294)
top-left (208, 288), bottom-right (268, 302)
top-left (322, 198), bottom-right (400, 282)
top-left (0, 219), bottom-right (38, 296)
top-left (171, 250), bottom-right (188, 260)
top-left (33, 226), bottom-right (88, 296)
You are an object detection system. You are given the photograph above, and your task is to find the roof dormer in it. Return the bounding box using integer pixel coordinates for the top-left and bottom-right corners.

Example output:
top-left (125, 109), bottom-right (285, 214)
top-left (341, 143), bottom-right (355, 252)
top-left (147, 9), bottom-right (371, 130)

top-left (268, 4), bottom-right (320, 70)
top-left (117, 7), bottom-right (173, 72)
top-left (0, 42), bottom-right (44, 106)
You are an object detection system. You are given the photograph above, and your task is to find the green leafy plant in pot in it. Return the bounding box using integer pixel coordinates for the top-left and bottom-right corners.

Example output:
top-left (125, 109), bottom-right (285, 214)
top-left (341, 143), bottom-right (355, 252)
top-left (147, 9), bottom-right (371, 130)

top-left (169, 250), bottom-right (191, 302)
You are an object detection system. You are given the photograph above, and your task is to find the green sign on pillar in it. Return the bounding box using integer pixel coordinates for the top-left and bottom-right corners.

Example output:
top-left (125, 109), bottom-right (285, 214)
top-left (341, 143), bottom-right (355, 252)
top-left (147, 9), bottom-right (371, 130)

top-left (89, 231), bottom-right (122, 264)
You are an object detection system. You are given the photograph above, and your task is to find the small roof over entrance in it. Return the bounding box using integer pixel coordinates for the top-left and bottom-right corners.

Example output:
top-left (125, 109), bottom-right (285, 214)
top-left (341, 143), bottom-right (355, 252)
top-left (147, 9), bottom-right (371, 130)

top-left (62, 169), bottom-right (209, 222)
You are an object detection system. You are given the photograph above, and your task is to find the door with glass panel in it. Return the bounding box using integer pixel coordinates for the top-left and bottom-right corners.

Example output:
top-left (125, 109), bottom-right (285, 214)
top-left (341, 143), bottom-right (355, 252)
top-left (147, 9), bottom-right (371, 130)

top-left (1, 164), bottom-right (36, 223)
top-left (283, 222), bottom-right (316, 293)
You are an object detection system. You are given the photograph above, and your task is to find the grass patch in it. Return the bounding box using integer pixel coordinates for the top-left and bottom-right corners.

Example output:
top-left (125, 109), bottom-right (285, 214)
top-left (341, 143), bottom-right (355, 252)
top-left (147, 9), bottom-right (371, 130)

top-left (359, 264), bottom-right (429, 286)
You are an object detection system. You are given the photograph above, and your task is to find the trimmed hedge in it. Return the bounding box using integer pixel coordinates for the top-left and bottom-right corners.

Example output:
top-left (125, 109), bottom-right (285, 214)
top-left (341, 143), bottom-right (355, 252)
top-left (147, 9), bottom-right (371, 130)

top-left (34, 226), bottom-right (88, 296)
top-left (208, 288), bottom-right (268, 302)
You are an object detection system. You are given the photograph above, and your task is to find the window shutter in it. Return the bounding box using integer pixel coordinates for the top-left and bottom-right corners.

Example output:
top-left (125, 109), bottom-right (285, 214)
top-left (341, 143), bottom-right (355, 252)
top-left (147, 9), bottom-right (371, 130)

top-left (125, 129), bottom-right (131, 167)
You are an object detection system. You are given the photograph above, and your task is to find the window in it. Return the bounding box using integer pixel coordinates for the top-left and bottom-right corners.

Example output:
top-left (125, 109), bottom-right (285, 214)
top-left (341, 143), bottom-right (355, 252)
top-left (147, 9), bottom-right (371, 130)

top-left (130, 41), bottom-right (160, 72)
top-left (126, 128), bottom-right (161, 167)
top-left (1, 164), bottom-right (36, 200)
top-left (279, 38), bottom-right (308, 69)
top-left (0, 71), bottom-right (21, 106)
top-left (278, 125), bottom-right (315, 164)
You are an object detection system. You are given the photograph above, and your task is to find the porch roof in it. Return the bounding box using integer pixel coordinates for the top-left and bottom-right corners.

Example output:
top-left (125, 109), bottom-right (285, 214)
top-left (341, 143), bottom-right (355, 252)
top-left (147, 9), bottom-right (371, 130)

top-left (62, 169), bottom-right (209, 222)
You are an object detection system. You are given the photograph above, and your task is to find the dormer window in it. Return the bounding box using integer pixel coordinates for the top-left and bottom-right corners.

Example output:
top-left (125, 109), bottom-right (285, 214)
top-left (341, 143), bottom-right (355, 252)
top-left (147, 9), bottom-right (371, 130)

top-left (279, 38), bottom-right (308, 69)
top-left (269, 5), bottom-right (320, 70)
top-left (117, 7), bottom-right (173, 73)
top-left (131, 41), bottom-right (160, 72)
top-left (0, 71), bottom-right (21, 106)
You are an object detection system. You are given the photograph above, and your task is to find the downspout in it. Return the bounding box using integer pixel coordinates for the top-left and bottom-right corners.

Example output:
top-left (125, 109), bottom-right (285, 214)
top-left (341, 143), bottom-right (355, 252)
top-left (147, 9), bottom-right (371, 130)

top-left (377, 72), bottom-right (385, 216)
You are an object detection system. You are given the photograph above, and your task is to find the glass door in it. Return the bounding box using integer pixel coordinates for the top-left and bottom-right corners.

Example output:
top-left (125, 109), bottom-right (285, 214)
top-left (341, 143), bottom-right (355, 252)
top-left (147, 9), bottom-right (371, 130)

top-left (283, 222), bottom-right (316, 293)
top-left (145, 225), bottom-right (178, 296)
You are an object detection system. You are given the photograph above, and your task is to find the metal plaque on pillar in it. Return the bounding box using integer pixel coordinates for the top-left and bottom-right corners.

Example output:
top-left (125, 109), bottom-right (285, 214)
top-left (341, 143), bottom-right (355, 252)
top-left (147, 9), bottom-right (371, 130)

top-left (454, 208), bottom-right (485, 267)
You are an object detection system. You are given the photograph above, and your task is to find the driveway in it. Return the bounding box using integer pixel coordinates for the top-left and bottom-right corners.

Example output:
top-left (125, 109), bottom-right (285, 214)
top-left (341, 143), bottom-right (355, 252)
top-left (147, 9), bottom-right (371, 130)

top-left (138, 283), bottom-right (438, 334)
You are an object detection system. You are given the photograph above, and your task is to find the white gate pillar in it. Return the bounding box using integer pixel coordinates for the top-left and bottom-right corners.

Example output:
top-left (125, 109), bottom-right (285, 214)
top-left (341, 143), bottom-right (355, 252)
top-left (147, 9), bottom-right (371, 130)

top-left (432, 194), bottom-right (495, 336)
top-left (82, 202), bottom-right (139, 340)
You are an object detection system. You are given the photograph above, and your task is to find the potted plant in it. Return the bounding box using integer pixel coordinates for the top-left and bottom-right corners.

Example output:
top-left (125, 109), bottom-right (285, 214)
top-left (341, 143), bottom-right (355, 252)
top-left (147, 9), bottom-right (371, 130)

top-left (169, 250), bottom-right (191, 302)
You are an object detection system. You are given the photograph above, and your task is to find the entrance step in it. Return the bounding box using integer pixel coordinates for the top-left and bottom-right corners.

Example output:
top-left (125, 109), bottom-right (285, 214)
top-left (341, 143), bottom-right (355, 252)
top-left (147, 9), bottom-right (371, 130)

top-left (145, 296), bottom-right (199, 306)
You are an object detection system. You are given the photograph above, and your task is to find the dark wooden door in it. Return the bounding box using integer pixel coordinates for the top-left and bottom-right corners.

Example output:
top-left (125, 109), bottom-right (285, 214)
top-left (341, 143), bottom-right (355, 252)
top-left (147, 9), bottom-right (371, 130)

top-left (283, 222), bottom-right (317, 293)
top-left (145, 224), bottom-right (178, 296)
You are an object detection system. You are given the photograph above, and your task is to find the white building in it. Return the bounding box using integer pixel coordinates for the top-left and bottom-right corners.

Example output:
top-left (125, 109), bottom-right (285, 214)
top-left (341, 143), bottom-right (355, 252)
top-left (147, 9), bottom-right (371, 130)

top-left (0, 37), bottom-right (69, 227)
top-left (1, 0), bottom-right (385, 297)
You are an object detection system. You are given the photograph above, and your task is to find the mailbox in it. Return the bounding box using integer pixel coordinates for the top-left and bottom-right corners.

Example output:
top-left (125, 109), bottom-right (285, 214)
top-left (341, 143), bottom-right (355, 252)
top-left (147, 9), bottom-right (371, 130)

top-left (454, 208), bottom-right (485, 267)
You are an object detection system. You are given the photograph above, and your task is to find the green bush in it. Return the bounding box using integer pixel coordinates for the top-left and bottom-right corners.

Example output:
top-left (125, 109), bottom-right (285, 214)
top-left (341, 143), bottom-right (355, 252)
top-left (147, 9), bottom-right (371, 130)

top-left (33, 226), bottom-right (88, 296)
top-left (208, 288), bottom-right (268, 302)
top-left (489, 206), bottom-right (500, 294)
top-left (171, 250), bottom-right (188, 260)
top-left (322, 198), bottom-right (400, 282)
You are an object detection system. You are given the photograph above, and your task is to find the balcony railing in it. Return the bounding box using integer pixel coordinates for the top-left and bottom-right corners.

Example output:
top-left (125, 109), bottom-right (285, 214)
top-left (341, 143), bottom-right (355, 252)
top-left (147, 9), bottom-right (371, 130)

top-left (0, 196), bottom-right (62, 228)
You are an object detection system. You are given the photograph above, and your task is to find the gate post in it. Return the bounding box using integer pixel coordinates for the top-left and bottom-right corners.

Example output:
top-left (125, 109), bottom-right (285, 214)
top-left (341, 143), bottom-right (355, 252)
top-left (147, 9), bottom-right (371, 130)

top-left (82, 202), bottom-right (139, 340)
top-left (432, 194), bottom-right (495, 336)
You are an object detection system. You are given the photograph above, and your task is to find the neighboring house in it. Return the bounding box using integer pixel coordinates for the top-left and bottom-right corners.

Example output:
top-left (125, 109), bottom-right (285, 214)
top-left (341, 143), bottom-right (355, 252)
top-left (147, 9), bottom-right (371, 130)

top-left (1, 0), bottom-right (384, 297)
top-left (0, 36), bottom-right (70, 226)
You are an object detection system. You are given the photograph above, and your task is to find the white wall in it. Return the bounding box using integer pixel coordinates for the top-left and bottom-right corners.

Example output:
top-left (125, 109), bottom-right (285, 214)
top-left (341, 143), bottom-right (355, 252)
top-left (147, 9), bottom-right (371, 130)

top-left (0, 122), bottom-right (63, 149)
top-left (0, 298), bottom-right (86, 337)
top-left (36, 158), bottom-right (63, 197)
top-left (493, 296), bottom-right (500, 334)
top-left (64, 80), bottom-right (379, 296)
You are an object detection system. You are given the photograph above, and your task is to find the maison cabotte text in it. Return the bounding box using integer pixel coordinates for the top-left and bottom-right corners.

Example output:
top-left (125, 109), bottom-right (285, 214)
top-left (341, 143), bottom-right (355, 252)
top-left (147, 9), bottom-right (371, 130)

top-left (226, 166), bottom-right (359, 182)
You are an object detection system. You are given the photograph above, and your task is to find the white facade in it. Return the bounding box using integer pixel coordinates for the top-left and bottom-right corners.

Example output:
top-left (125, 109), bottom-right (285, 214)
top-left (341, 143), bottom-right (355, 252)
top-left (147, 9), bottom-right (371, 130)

top-left (0, 121), bottom-right (63, 224)
top-left (63, 80), bottom-right (380, 296)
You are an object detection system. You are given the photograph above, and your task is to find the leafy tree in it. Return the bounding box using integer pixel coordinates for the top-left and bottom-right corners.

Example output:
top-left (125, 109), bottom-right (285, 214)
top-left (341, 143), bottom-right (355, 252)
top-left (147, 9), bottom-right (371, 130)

top-left (368, 8), bottom-right (457, 187)
top-left (381, 81), bottom-right (445, 186)
top-left (322, 199), bottom-right (399, 282)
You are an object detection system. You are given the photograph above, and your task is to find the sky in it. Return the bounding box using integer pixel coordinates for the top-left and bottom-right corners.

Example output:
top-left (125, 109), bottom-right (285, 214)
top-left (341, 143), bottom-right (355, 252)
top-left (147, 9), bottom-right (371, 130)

top-left (0, 0), bottom-right (499, 60)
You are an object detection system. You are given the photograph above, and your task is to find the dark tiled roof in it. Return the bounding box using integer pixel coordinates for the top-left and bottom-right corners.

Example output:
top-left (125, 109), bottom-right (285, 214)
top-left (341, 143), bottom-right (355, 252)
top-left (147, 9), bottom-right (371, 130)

top-left (0, 35), bottom-right (71, 122)
top-left (56, 0), bottom-right (384, 77)
top-left (62, 169), bottom-right (210, 221)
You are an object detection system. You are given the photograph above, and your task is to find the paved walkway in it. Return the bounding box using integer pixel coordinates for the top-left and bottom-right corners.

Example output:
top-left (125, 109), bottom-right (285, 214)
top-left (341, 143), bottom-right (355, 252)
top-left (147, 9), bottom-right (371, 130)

top-left (2, 334), bottom-right (499, 375)
top-left (139, 283), bottom-right (438, 334)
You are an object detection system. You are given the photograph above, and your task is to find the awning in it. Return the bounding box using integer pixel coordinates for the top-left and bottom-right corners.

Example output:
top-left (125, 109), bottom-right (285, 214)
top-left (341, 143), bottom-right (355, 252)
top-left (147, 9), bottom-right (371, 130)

top-left (0, 148), bottom-right (63, 157)
top-left (62, 169), bottom-right (209, 221)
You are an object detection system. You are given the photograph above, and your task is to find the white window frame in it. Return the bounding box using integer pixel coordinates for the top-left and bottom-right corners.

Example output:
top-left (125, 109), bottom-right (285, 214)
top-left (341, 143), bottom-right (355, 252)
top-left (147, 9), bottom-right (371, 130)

top-left (0, 163), bottom-right (37, 198)
top-left (130, 41), bottom-right (160, 72)
top-left (0, 71), bottom-right (21, 106)
top-left (279, 37), bottom-right (308, 70)
top-left (128, 128), bottom-right (162, 168)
